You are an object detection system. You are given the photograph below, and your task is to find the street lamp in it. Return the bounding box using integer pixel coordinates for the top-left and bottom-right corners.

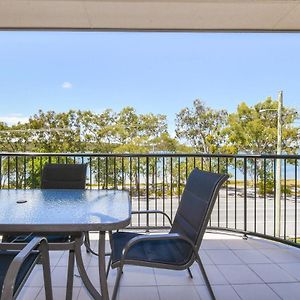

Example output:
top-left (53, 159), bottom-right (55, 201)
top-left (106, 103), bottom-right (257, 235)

top-left (260, 91), bottom-right (283, 237)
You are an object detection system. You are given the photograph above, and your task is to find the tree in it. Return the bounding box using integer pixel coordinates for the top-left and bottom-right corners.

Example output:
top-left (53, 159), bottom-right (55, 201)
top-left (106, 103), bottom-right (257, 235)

top-left (226, 97), bottom-right (299, 155)
top-left (226, 97), bottom-right (300, 194)
top-left (111, 109), bottom-right (172, 193)
top-left (27, 110), bottom-right (83, 153)
top-left (175, 99), bottom-right (228, 153)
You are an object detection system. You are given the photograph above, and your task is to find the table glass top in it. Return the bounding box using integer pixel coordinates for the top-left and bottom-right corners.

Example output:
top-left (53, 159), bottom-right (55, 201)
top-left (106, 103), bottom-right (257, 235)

top-left (0, 189), bottom-right (131, 231)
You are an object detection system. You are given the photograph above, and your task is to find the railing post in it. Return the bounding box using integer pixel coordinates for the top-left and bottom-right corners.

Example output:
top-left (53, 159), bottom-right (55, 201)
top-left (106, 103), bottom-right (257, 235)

top-left (275, 91), bottom-right (283, 238)
top-left (0, 155), bottom-right (2, 189)
top-left (23, 156), bottom-right (26, 189)
top-left (275, 155), bottom-right (282, 237)
top-left (146, 156), bottom-right (149, 230)
top-left (8, 156), bottom-right (10, 189)
top-left (243, 157), bottom-right (248, 238)
top-left (15, 156), bottom-right (18, 189)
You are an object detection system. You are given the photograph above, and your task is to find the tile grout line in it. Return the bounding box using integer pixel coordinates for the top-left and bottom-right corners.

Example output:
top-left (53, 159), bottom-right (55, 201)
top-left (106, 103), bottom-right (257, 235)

top-left (247, 263), bottom-right (299, 285)
top-left (34, 287), bottom-right (43, 300)
top-left (227, 284), bottom-right (242, 300)
top-left (266, 282), bottom-right (287, 300)
top-left (275, 262), bottom-right (300, 281)
top-left (152, 267), bottom-right (163, 300)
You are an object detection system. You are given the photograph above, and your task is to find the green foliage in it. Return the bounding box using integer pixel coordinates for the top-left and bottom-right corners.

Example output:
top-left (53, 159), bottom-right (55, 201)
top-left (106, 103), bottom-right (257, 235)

top-left (0, 108), bottom-right (183, 189)
top-left (0, 97), bottom-right (299, 194)
top-left (226, 97), bottom-right (299, 155)
top-left (175, 99), bottom-right (228, 153)
top-left (0, 107), bottom-right (182, 154)
top-left (226, 97), bottom-right (299, 195)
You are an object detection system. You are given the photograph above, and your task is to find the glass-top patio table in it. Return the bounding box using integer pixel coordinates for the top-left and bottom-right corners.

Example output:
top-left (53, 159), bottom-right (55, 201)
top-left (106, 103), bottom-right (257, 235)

top-left (0, 189), bottom-right (131, 300)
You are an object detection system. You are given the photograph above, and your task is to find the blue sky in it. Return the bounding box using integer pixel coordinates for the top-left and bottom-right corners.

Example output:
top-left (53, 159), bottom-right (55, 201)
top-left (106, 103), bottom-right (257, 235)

top-left (0, 31), bottom-right (300, 133)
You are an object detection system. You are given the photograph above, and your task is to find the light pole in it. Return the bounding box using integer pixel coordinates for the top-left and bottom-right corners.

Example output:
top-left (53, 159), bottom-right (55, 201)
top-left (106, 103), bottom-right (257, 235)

top-left (260, 91), bottom-right (282, 237)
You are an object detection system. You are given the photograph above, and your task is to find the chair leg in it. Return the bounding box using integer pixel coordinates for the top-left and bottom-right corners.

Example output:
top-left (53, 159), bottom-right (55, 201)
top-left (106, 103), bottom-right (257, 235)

top-left (108, 230), bottom-right (113, 249)
top-left (196, 257), bottom-right (216, 300)
top-left (40, 243), bottom-right (53, 300)
top-left (105, 230), bottom-right (113, 276)
top-left (106, 254), bottom-right (112, 278)
top-left (187, 267), bottom-right (193, 278)
top-left (66, 250), bottom-right (75, 300)
top-left (112, 266), bottom-right (123, 300)
top-left (84, 232), bottom-right (91, 253)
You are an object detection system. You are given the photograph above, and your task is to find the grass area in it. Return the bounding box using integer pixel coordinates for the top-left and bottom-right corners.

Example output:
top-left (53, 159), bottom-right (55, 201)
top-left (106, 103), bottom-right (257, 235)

top-left (228, 179), bottom-right (300, 187)
top-left (287, 237), bottom-right (300, 244)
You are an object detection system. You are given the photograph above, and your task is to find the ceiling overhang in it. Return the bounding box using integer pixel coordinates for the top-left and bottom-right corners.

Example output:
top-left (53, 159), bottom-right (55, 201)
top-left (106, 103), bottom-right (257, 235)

top-left (1, 0), bottom-right (300, 31)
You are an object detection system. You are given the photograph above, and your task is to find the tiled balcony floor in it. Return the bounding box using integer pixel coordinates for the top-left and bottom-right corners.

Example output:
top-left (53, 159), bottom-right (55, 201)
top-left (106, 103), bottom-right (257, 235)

top-left (17, 231), bottom-right (300, 300)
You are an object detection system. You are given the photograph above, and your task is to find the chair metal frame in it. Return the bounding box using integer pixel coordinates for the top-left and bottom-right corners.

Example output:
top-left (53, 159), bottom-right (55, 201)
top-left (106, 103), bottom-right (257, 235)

top-left (108, 168), bottom-right (229, 300)
top-left (1, 163), bottom-right (88, 300)
top-left (0, 237), bottom-right (53, 300)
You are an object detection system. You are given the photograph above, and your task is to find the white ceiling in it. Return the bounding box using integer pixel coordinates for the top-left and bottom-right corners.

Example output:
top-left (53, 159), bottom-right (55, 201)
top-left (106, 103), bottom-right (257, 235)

top-left (1, 0), bottom-right (300, 31)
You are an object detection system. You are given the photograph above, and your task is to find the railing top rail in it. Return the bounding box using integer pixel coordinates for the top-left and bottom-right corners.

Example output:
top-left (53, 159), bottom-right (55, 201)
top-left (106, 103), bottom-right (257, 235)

top-left (0, 152), bottom-right (299, 159)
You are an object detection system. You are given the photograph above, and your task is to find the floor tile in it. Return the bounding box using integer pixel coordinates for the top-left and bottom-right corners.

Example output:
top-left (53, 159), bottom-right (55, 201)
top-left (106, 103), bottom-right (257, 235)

top-left (158, 285), bottom-right (200, 300)
top-left (278, 263), bottom-right (300, 280)
top-left (200, 240), bottom-right (228, 250)
top-left (16, 287), bottom-right (42, 300)
top-left (246, 238), bottom-right (281, 250)
top-left (83, 266), bottom-right (101, 288)
top-left (118, 286), bottom-right (160, 300)
top-left (199, 250), bottom-right (214, 265)
top-left (249, 264), bottom-right (297, 283)
top-left (233, 283), bottom-right (281, 300)
top-left (119, 266), bottom-right (156, 287)
top-left (35, 287), bottom-right (81, 300)
top-left (258, 248), bottom-right (300, 263)
top-left (223, 239), bottom-right (254, 250)
top-left (24, 267), bottom-right (46, 287)
top-left (206, 250), bottom-right (243, 265)
top-left (268, 282), bottom-right (300, 300)
top-left (218, 265), bottom-right (263, 284)
top-left (88, 252), bottom-right (107, 267)
top-left (280, 245), bottom-right (300, 257)
top-left (11, 233), bottom-right (300, 300)
top-left (154, 267), bottom-right (202, 286)
top-left (51, 266), bottom-right (83, 287)
top-left (191, 264), bottom-right (228, 285)
top-left (195, 285), bottom-right (240, 300)
top-left (77, 285), bottom-right (115, 300)
top-left (57, 250), bottom-right (92, 268)
top-left (49, 251), bottom-right (65, 267)
top-left (233, 250), bottom-right (271, 264)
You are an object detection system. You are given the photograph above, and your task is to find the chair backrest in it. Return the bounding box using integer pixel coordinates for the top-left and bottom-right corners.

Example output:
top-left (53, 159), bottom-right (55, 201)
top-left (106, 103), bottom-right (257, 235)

top-left (41, 163), bottom-right (87, 189)
top-left (170, 168), bottom-right (228, 250)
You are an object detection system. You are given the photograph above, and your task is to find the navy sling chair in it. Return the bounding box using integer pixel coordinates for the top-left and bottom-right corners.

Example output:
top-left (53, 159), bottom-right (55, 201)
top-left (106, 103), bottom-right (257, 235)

top-left (108, 168), bottom-right (229, 300)
top-left (0, 237), bottom-right (52, 300)
top-left (1, 163), bottom-right (88, 300)
top-left (40, 163), bottom-right (91, 249)
top-left (2, 163), bottom-right (88, 244)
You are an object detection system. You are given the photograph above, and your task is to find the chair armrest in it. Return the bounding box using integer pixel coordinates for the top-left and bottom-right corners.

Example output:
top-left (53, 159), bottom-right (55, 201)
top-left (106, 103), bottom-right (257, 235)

top-left (131, 210), bottom-right (173, 226)
top-left (1, 237), bottom-right (48, 299)
top-left (120, 233), bottom-right (197, 264)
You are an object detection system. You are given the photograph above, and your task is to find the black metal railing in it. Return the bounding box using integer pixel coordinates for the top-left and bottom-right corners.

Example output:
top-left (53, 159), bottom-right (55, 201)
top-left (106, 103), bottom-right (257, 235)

top-left (0, 152), bottom-right (299, 247)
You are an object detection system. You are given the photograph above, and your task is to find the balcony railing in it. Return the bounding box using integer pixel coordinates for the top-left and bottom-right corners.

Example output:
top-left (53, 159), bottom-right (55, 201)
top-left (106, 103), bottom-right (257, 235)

top-left (0, 152), bottom-right (299, 247)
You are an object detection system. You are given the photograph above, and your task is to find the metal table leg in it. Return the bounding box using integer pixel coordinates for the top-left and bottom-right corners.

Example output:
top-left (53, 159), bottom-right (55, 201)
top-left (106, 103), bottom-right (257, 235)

top-left (75, 236), bottom-right (102, 299)
top-left (66, 250), bottom-right (75, 300)
top-left (99, 231), bottom-right (109, 300)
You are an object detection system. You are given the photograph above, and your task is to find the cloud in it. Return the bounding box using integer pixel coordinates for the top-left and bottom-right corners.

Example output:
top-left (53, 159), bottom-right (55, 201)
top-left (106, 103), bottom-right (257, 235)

top-left (62, 82), bottom-right (73, 89)
top-left (0, 114), bottom-right (29, 125)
